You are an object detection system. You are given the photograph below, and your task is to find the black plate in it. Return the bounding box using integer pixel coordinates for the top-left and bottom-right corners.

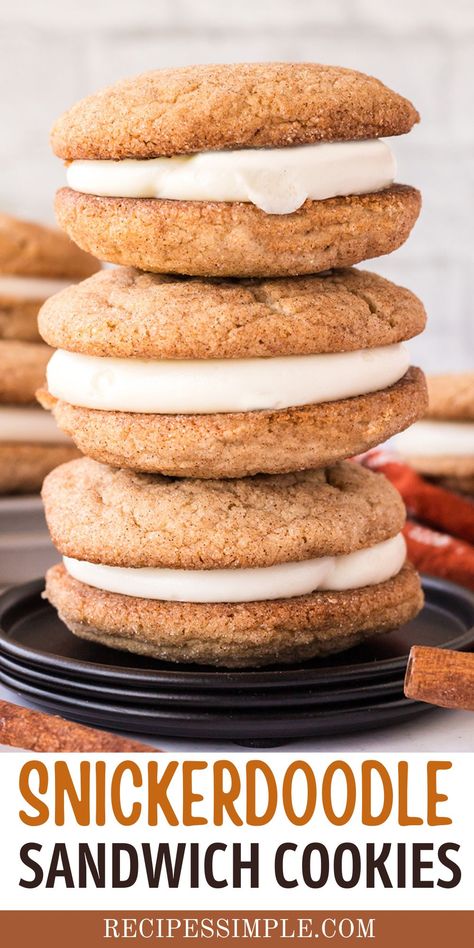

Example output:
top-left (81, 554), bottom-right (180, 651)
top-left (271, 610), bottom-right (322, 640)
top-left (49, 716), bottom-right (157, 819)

top-left (0, 651), bottom-right (403, 708)
top-left (0, 665), bottom-right (434, 740)
top-left (0, 577), bottom-right (473, 694)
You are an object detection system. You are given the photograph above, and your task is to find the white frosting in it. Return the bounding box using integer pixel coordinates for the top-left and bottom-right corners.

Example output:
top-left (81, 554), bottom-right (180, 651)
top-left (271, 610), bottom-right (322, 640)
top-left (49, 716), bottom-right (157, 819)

top-left (395, 420), bottom-right (474, 457)
top-left (63, 534), bottom-right (406, 604)
top-left (0, 406), bottom-right (70, 443)
top-left (0, 275), bottom-right (74, 300)
top-left (66, 140), bottom-right (396, 215)
top-left (46, 344), bottom-right (409, 415)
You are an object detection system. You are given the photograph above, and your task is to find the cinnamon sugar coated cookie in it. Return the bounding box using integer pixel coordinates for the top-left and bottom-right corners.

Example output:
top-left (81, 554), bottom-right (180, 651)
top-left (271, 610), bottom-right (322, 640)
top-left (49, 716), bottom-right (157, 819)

top-left (52, 63), bottom-right (420, 275)
top-left (39, 266), bottom-right (426, 359)
top-left (42, 458), bottom-right (405, 569)
top-left (39, 368), bottom-right (427, 478)
top-left (37, 262), bottom-right (427, 477)
top-left (54, 185), bottom-right (421, 278)
top-left (51, 63), bottom-right (419, 159)
top-left (40, 60), bottom-right (426, 666)
top-left (43, 458), bottom-right (422, 667)
top-left (46, 562), bottom-right (421, 668)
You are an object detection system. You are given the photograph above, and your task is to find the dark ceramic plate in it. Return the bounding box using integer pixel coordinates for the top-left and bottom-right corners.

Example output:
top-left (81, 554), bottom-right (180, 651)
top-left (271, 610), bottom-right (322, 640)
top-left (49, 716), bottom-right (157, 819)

top-left (0, 650), bottom-right (404, 708)
top-left (0, 664), bottom-right (434, 741)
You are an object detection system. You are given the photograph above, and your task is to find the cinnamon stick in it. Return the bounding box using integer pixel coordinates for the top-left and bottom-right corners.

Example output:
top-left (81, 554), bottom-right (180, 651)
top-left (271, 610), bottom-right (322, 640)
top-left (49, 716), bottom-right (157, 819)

top-left (404, 646), bottom-right (474, 711)
top-left (0, 700), bottom-right (157, 752)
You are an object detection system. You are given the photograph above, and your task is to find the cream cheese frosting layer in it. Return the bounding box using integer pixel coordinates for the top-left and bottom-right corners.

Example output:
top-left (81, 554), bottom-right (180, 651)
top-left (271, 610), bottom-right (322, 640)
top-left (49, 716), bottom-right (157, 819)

top-left (63, 534), bottom-right (406, 604)
top-left (66, 139), bottom-right (396, 215)
top-left (47, 344), bottom-right (409, 415)
top-left (0, 406), bottom-right (71, 443)
top-left (395, 420), bottom-right (474, 457)
top-left (0, 275), bottom-right (75, 300)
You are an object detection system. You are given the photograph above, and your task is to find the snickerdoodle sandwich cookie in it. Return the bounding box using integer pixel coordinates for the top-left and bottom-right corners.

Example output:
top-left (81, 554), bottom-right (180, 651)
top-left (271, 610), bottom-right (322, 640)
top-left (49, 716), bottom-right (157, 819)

top-left (0, 340), bottom-right (78, 493)
top-left (52, 63), bottom-right (420, 277)
top-left (38, 266), bottom-right (427, 478)
top-left (395, 373), bottom-right (474, 495)
top-left (0, 212), bottom-right (99, 343)
top-left (43, 458), bottom-right (422, 668)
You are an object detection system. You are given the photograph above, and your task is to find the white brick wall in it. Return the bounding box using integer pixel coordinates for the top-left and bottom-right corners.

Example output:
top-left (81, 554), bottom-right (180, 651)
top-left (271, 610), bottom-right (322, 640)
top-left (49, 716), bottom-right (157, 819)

top-left (0, 0), bottom-right (472, 372)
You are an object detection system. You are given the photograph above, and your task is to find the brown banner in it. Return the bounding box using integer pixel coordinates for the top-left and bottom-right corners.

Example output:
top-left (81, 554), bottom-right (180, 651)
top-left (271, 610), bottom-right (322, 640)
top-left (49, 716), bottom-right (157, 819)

top-left (0, 911), bottom-right (472, 946)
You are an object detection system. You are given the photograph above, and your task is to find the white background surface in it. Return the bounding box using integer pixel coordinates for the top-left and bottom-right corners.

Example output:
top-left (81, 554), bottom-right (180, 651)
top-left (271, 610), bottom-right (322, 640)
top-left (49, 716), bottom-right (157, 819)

top-left (0, 0), bottom-right (473, 371)
top-left (1, 752), bottom-right (473, 910)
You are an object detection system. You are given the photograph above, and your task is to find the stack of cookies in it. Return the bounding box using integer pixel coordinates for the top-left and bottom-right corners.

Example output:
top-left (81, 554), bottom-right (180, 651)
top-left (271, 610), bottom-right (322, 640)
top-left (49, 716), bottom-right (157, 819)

top-left (0, 213), bottom-right (98, 493)
top-left (39, 63), bottom-right (428, 668)
top-left (395, 373), bottom-right (474, 497)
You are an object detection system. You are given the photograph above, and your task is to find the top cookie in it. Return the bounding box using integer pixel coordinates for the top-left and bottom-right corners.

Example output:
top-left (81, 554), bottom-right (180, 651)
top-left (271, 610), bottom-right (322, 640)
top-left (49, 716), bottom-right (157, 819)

top-left (426, 373), bottom-right (474, 421)
top-left (42, 457), bottom-right (405, 570)
top-left (0, 213), bottom-right (100, 279)
top-left (38, 266), bottom-right (426, 359)
top-left (51, 63), bottom-right (419, 161)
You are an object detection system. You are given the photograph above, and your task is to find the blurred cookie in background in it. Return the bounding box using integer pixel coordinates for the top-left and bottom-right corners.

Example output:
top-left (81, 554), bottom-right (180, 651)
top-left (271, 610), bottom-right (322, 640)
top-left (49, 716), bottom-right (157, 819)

top-left (0, 343), bottom-right (79, 494)
top-left (0, 213), bottom-right (96, 493)
top-left (394, 373), bottom-right (474, 496)
top-left (0, 212), bottom-right (99, 342)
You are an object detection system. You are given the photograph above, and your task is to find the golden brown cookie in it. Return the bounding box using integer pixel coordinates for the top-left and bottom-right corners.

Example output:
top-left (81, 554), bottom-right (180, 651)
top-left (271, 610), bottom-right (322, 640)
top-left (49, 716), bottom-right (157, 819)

top-left (39, 367), bottom-right (428, 478)
top-left (42, 458), bottom-right (405, 569)
top-left (396, 373), bottom-right (474, 495)
top-left (55, 185), bottom-right (421, 277)
top-left (0, 442), bottom-right (79, 495)
top-left (435, 475), bottom-right (474, 497)
top-left (426, 373), bottom-right (474, 421)
top-left (0, 299), bottom-right (44, 343)
top-left (51, 63), bottom-right (419, 160)
top-left (0, 340), bottom-right (51, 404)
top-left (395, 452), bottom-right (474, 496)
top-left (0, 212), bottom-right (99, 279)
top-left (45, 562), bottom-right (422, 668)
top-left (38, 266), bottom-right (426, 359)
top-left (0, 212), bottom-right (100, 343)
top-left (405, 455), bottom-right (474, 478)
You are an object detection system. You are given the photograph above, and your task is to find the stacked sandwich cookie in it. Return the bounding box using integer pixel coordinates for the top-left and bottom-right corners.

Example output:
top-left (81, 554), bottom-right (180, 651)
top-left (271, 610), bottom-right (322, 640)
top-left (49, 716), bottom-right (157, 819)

top-left (40, 63), bottom-right (427, 667)
top-left (52, 63), bottom-right (421, 277)
top-left (38, 267), bottom-right (426, 477)
top-left (0, 213), bottom-right (99, 493)
top-left (395, 373), bottom-right (474, 496)
top-left (43, 459), bottom-right (421, 667)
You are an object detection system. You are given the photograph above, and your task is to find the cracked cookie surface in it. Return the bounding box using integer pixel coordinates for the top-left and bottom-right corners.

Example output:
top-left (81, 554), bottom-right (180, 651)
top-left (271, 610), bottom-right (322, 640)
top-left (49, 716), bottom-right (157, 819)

top-left (42, 457), bottom-right (405, 569)
top-left (39, 266), bottom-right (426, 359)
top-left (0, 211), bottom-right (99, 279)
top-left (51, 62), bottom-right (419, 161)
